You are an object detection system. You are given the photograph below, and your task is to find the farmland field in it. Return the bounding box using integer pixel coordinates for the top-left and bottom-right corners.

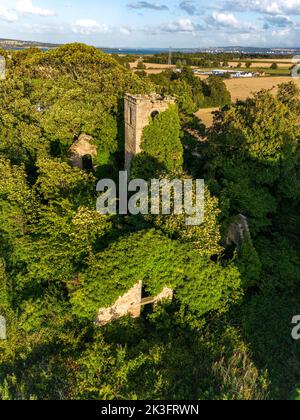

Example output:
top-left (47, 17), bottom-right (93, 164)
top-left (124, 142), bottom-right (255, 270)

top-left (195, 107), bottom-right (219, 127)
top-left (224, 76), bottom-right (300, 101)
top-left (130, 59), bottom-right (294, 77)
top-left (129, 61), bottom-right (300, 126)
top-left (228, 60), bottom-right (292, 68)
top-left (196, 76), bottom-right (300, 126)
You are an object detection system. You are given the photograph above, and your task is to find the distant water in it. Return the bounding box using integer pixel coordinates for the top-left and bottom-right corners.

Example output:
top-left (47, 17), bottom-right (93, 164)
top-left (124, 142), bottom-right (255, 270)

top-left (101, 48), bottom-right (169, 55)
top-left (5, 47), bottom-right (166, 54)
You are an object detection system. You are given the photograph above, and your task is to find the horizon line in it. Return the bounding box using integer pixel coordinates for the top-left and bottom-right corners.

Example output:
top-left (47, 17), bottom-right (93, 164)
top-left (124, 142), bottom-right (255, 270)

top-left (1, 37), bottom-right (300, 51)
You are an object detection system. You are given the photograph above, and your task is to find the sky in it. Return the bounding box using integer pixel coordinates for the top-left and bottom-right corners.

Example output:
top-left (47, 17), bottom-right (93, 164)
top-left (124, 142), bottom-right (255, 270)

top-left (0, 0), bottom-right (299, 48)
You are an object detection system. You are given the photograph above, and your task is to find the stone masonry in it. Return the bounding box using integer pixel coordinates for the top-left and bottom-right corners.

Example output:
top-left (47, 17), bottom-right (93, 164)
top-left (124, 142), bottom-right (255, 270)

top-left (124, 93), bottom-right (175, 174)
top-left (95, 281), bottom-right (142, 327)
top-left (0, 316), bottom-right (6, 340)
top-left (95, 282), bottom-right (173, 327)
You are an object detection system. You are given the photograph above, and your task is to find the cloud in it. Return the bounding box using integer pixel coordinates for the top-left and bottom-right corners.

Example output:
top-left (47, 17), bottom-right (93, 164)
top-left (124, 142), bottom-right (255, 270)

top-left (221, 0), bottom-right (300, 16)
top-left (179, 1), bottom-right (198, 16)
top-left (0, 6), bottom-right (18, 22)
top-left (127, 1), bottom-right (169, 11)
top-left (264, 15), bottom-right (294, 28)
top-left (72, 19), bottom-right (110, 35)
top-left (15, 0), bottom-right (56, 17)
top-left (208, 12), bottom-right (240, 29)
top-left (120, 26), bottom-right (133, 35)
top-left (205, 10), bottom-right (261, 35)
top-left (144, 18), bottom-right (205, 34)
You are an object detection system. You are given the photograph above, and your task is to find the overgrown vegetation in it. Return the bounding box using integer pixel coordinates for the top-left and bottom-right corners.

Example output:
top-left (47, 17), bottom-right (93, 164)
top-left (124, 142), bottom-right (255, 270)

top-left (0, 44), bottom-right (300, 400)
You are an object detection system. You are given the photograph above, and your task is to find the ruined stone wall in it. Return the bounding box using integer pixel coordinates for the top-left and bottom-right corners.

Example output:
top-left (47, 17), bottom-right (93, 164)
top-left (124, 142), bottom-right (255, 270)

top-left (153, 287), bottom-right (173, 307)
top-left (69, 134), bottom-right (97, 170)
top-left (0, 316), bottom-right (6, 340)
top-left (226, 214), bottom-right (251, 250)
top-left (95, 282), bottom-right (173, 327)
top-left (124, 93), bottom-right (175, 174)
top-left (95, 281), bottom-right (142, 327)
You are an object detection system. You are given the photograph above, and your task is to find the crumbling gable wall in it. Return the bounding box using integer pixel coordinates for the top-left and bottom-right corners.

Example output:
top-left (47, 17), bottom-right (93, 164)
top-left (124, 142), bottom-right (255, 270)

top-left (95, 281), bottom-right (142, 327)
top-left (69, 134), bottom-right (97, 170)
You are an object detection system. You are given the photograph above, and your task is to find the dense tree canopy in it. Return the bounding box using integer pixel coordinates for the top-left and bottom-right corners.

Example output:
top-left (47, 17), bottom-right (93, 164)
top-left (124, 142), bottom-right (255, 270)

top-left (0, 44), bottom-right (300, 400)
top-left (149, 68), bottom-right (231, 118)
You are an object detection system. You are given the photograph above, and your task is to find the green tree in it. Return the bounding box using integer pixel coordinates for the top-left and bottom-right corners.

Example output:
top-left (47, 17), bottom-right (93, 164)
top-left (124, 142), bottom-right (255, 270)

top-left (70, 229), bottom-right (242, 324)
top-left (149, 177), bottom-right (223, 258)
top-left (202, 76), bottom-right (231, 107)
top-left (277, 81), bottom-right (300, 114)
top-left (176, 59), bottom-right (183, 69)
top-left (137, 61), bottom-right (146, 70)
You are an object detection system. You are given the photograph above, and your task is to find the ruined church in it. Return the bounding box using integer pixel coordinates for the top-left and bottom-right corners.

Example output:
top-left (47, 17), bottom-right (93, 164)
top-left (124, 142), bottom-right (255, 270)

top-left (68, 93), bottom-right (251, 327)
top-left (124, 93), bottom-right (175, 173)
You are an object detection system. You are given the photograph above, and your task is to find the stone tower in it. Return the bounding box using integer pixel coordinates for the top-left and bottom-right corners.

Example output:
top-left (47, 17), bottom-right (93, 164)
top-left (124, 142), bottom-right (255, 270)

top-left (124, 93), bottom-right (175, 174)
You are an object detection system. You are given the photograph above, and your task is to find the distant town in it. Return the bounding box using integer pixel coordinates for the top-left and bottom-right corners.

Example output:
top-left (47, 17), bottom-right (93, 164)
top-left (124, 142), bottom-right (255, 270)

top-left (1, 38), bottom-right (300, 56)
top-left (0, 38), bottom-right (59, 50)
